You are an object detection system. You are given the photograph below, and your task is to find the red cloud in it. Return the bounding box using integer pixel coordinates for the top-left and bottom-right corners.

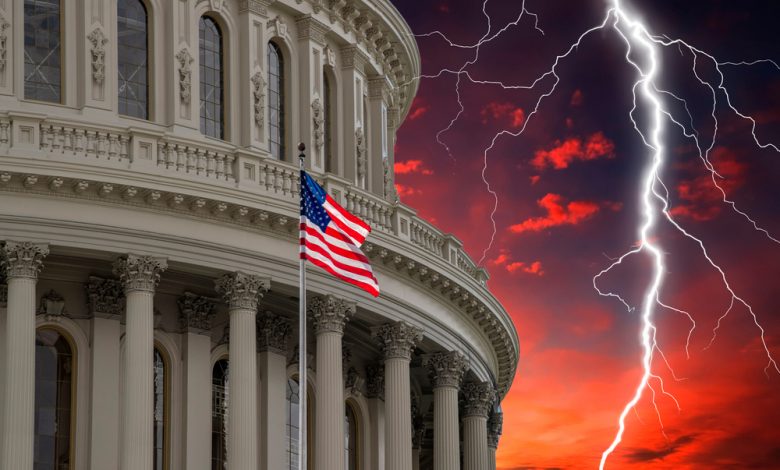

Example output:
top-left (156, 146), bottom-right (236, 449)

top-left (570, 89), bottom-right (584, 106)
top-left (530, 175), bottom-right (541, 185)
top-left (407, 98), bottom-right (429, 121)
top-left (394, 183), bottom-right (420, 198)
top-left (670, 147), bottom-right (746, 221)
top-left (510, 193), bottom-right (600, 233)
top-left (531, 132), bottom-right (616, 170)
top-left (490, 250), bottom-right (510, 266)
top-left (506, 260), bottom-right (545, 276)
top-left (394, 160), bottom-right (433, 175)
top-left (481, 102), bottom-right (525, 128)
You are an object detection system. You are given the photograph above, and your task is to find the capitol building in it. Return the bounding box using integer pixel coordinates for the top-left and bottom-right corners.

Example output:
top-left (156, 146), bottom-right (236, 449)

top-left (0, 1), bottom-right (519, 470)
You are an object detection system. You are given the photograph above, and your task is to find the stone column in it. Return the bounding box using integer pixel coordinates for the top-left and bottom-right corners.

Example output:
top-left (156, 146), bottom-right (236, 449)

top-left (424, 351), bottom-right (469, 470)
top-left (178, 292), bottom-right (217, 470)
top-left (114, 254), bottom-right (167, 470)
top-left (310, 294), bottom-right (356, 470)
top-left (487, 411), bottom-right (503, 470)
top-left (86, 276), bottom-right (125, 470)
top-left (374, 321), bottom-right (423, 470)
top-left (462, 382), bottom-right (496, 470)
top-left (215, 272), bottom-right (270, 470)
top-left (0, 241), bottom-right (49, 470)
top-left (366, 364), bottom-right (385, 470)
top-left (257, 311), bottom-right (291, 470)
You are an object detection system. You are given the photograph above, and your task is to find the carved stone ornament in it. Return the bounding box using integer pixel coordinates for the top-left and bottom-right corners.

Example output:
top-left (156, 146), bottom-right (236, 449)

top-left (218, 324), bottom-right (230, 345)
top-left (383, 158), bottom-right (397, 203)
top-left (267, 15), bottom-right (288, 38)
top-left (372, 321), bottom-right (423, 361)
top-left (423, 351), bottom-right (469, 389)
top-left (312, 98), bottom-right (324, 150)
top-left (251, 71), bottom-right (266, 129)
top-left (461, 381), bottom-right (496, 418)
top-left (178, 292), bottom-right (217, 332)
top-left (365, 363), bottom-right (384, 400)
top-left (0, 14), bottom-right (9, 72)
top-left (87, 27), bottom-right (108, 84)
top-left (209, 0), bottom-right (225, 11)
top-left (309, 294), bottom-right (356, 335)
top-left (175, 48), bottom-right (194, 104)
top-left (238, 0), bottom-right (268, 15)
top-left (38, 289), bottom-right (67, 318)
top-left (487, 411), bottom-right (503, 448)
top-left (344, 366), bottom-right (364, 398)
top-left (323, 45), bottom-right (336, 67)
top-left (113, 254), bottom-right (168, 293)
top-left (296, 15), bottom-right (327, 44)
top-left (355, 127), bottom-right (366, 185)
top-left (256, 311), bottom-right (291, 354)
top-left (1, 241), bottom-right (49, 279)
top-left (214, 271), bottom-right (270, 311)
top-left (85, 276), bottom-right (125, 318)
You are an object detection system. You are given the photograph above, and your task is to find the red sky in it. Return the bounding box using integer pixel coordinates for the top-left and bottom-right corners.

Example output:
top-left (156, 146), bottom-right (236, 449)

top-left (391, 1), bottom-right (780, 468)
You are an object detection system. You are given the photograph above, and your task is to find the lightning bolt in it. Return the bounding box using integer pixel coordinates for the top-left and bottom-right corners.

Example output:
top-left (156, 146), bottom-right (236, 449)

top-left (402, 0), bottom-right (780, 467)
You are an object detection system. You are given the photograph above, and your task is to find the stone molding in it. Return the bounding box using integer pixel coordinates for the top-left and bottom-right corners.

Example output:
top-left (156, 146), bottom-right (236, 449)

top-left (423, 351), bottom-right (469, 389)
top-left (113, 254), bottom-right (167, 293)
top-left (215, 271), bottom-right (270, 311)
top-left (85, 276), bottom-right (125, 318)
top-left (365, 363), bottom-right (384, 400)
top-left (373, 321), bottom-right (422, 361)
top-left (256, 311), bottom-right (291, 354)
top-left (309, 294), bottom-right (356, 335)
top-left (177, 291), bottom-right (217, 333)
top-left (461, 381), bottom-right (496, 419)
top-left (487, 411), bottom-right (503, 449)
top-left (1, 241), bottom-right (49, 279)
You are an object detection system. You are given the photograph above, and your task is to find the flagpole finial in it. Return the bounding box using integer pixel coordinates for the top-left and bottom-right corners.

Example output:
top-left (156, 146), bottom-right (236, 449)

top-left (298, 142), bottom-right (306, 169)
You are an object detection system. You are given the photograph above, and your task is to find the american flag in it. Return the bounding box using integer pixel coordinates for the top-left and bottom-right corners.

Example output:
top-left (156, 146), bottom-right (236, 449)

top-left (300, 171), bottom-right (380, 297)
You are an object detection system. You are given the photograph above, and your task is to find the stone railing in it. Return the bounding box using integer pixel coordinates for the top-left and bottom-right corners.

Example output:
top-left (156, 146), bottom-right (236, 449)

top-left (40, 122), bottom-right (131, 162)
top-left (410, 219), bottom-right (445, 257)
top-left (155, 138), bottom-right (235, 182)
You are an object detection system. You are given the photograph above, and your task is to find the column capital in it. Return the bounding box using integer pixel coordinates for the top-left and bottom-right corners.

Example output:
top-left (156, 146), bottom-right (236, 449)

top-left (214, 271), bottom-right (270, 310)
top-left (423, 351), bottom-right (469, 389)
top-left (373, 321), bottom-right (423, 360)
top-left (2, 241), bottom-right (49, 279)
top-left (238, 0), bottom-right (272, 16)
top-left (296, 14), bottom-right (329, 44)
top-left (257, 311), bottom-right (291, 354)
top-left (461, 381), bottom-right (496, 419)
top-left (85, 276), bottom-right (125, 318)
top-left (113, 254), bottom-right (167, 293)
top-left (487, 411), bottom-right (503, 449)
top-left (365, 363), bottom-right (384, 400)
top-left (177, 292), bottom-right (217, 333)
top-left (309, 294), bottom-right (356, 335)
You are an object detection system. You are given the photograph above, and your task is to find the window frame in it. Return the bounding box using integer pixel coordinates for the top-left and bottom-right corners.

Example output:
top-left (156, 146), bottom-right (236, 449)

top-left (199, 14), bottom-right (226, 140)
top-left (23, 0), bottom-right (64, 104)
top-left (211, 357), bottom-right (229, 470)
top-left (116, 0), bottom-right (150, 120)
top-left (153, 343), bottom-right (171, 470)
top-left (267, 40), bottom-right (286, 161)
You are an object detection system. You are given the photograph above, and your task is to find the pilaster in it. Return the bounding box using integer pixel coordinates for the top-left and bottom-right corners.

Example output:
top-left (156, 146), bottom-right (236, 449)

top-left (257, 311), bottom-right (291, 470)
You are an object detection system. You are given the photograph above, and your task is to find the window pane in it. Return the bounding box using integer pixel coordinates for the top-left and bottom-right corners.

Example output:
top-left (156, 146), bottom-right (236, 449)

top-left (199, 16), bottom-right (224, 139)
top-left (117, 0), bottom-right (149, 119)
top-left (212, 359), bottom-right (229, 470)
top-left (153, 348), bottom-right (167, 470)
top-left (24, 0), bottom-right (62, 102)
top-left (35, 328), bottom-right (73, 470)
top-left (268, 42), bottom-right (285, 160)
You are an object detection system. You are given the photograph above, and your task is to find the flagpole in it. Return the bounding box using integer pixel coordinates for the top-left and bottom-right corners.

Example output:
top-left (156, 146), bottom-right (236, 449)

top-left (297, 142), bottom-right (308, 470)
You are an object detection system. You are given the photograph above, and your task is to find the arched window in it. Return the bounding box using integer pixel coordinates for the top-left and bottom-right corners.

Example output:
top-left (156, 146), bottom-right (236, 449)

top-left (323, 71), bottom-right (333, 173)
top-left (286, 377), bottom-right (313, 470)
top-left (345, 403), bottom-right (359, 470)
top-left (35, 328), bottom-right (74, 470)
top-left (153, 347), bottom-right (169, 470)
top-left (268, 42), bottom-right (285, 160)
top-left (199, 16), bottom-right (224, 139)
top-left (211, 359), bottom-right (229, 470)
top-left (24, 0), bottom-right (62, 102)
top-left (117, 0), bottom-right (149, 119)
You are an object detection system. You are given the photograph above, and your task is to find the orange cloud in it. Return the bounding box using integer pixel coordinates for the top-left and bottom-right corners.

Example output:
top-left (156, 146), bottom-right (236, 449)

top-left (531, 132), bottom-right (616, 170)
top-left (394, 160), bottom-right (433, 175)
top-left (481, 102), bottom-right (525, 128)
top-left (407, 98), bottom-right (429, 121)
top-left (394, 183), bottom-right (420, 198)
top-left (510, 193), bottom-right (600, 233)
top-left (506, 260), bottom-right (545, 276)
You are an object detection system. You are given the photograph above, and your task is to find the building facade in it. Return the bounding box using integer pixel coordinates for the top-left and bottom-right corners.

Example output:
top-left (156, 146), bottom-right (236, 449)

top-left (0, 1), bottom-right (518, 470)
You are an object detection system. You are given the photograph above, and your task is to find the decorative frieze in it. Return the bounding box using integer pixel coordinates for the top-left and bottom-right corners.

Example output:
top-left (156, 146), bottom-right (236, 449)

top-left (365, 363), bottom-right (384, 400)
top-left (85, 276), bottom-right (125, 318)
top-left (373, 321), bottom-right (422, 360)
top-left (487, 411), bottom-right (503, 449)
top-left (1, 241), bottom-right (49, 279)
top-left (423, 351), bottom-right (469, 389)
top-left (251, 71), bottom-right (266, 130)
top-left (178, 292), bottom-right (217, 332)
top-left (309, 294), bottom-right (356, 335)
top-left (312, 98), bottom-right (324, 150)
top-left (296, 15), bottom-right (328, 44)
top-left (113, 254), bottom-right (167, 293)
top-left (461, 381), bottom-right (496, 418)
top-left (176, 48), bottom-right (194, 104)
top-left (87, 27), bottom-right (108, 85)
top-left (37, 289), bottom-right (67, 318)
top-left (256, 311), bottom-right (291, 354)
top-left (214, 271), bottom-right (270, 311)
